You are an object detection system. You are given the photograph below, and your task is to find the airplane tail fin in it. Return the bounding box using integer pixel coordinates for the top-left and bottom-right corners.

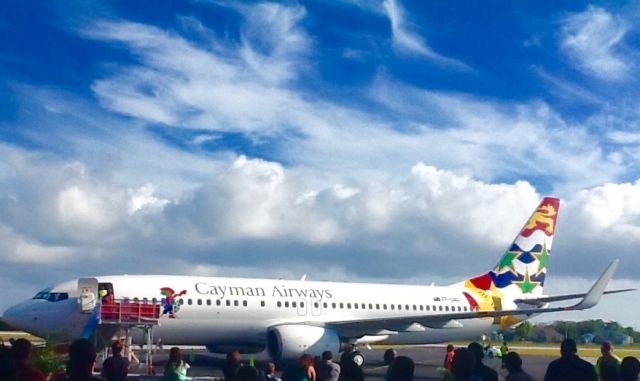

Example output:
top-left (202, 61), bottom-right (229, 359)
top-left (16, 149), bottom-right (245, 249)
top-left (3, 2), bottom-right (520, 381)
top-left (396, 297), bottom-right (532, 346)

top-left (463, 197), bottom-right (560, 312)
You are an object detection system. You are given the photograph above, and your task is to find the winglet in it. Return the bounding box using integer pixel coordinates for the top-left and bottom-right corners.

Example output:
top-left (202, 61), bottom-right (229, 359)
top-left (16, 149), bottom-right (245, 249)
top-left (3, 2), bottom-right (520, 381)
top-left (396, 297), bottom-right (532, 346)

top-left (573, 259), bottom-right (619, 310)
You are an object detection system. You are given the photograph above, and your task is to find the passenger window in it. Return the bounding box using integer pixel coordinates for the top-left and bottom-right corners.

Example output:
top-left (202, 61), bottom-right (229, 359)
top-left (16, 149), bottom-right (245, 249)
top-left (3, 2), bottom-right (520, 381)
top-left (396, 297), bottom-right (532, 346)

top-left (347, 303), bottom-right (351, 309)
top-left (439, 305), bottom-right (443, 311)
top-left (152, 298), bottom-right (158, 304)
top-left (206, 299), bottom-right (211, 306)
top-left (405, 304), bottom-right (409, 310)
top-left (398, 304), bottom-right (402, 310)
top-left (332, 303), bottom-right (336, 308)
top-left (234, 300), bottom-right (239, 307)
top-left (261, 301), bottom-right (266, 307)
top-left (187, 299), bottom-right (192, 305)
top-left (292, 301), bottom-right (297, 308)
top-left (339, 303), bottom-right (344, 309)
top-left (216, 300), bottom-right (221, 306)
top-left (197, 299), bottom-right (202, 306)
top-left (226, 300), bottom-right (231, 307)
top-left (376, 304), bottom-right (380, 310)
top-left (383, 304), bottom-right (387, 310)
top-left (243, 300), bottom-right (247, 307)
top-left (277, 301), bottom-right (282, 308)
top-left (314, 302), bottom-right (319, 308)
top-left (179, 299), bottom-right (184, 305)
top-left (300, 302), bottom-right (305, 308)
top-left (134, 297), bottom-right (140, 303)
top-left (323, 302), bottom-right (328, 308)
top-left (285, 301), bottom-right (289, 308)
top-left (361, 303), bottom-right (366, 309)
top-left (369, 304), bottom-right (373, 309)
top-left (390, 304), bottom-right (395, 310)
top-left (425, 305), bottom-right (429, 311)
top-left (354, 303), bottom-right (358, 309)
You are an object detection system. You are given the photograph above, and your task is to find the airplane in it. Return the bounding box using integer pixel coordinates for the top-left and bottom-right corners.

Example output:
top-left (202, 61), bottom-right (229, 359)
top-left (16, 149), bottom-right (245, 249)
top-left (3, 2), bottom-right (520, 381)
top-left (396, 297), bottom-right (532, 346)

top-left (2, 197), bottom-right (633, 366)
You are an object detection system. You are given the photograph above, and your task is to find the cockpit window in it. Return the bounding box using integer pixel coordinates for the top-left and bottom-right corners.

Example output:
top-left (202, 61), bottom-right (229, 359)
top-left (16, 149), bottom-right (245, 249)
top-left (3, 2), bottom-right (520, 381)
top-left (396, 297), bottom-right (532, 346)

top-left (32, 288), bottom-right (69, 302)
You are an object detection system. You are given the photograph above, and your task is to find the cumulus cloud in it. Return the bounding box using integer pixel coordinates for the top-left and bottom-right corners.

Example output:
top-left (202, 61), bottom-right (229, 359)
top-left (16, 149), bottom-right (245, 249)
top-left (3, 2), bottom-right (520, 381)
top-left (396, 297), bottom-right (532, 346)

top-left (1, 139), bottom-right (640, 325)
top-left (561, 6), bottom-right (632, 81)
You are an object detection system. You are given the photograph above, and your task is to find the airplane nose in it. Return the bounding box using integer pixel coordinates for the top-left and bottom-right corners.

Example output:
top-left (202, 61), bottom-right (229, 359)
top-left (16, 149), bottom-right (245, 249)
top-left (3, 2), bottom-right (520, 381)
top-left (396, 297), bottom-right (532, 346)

top-left (2, 304), bottom-right (22, 330)
top-left (2, 300), bottom-right (36, 332)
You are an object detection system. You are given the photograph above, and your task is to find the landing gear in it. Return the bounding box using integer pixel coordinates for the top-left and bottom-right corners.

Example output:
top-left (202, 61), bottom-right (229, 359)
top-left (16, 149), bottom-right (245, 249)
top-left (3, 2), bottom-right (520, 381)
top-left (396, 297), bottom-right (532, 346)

top-left (349, 351), bottom-right (365, 367)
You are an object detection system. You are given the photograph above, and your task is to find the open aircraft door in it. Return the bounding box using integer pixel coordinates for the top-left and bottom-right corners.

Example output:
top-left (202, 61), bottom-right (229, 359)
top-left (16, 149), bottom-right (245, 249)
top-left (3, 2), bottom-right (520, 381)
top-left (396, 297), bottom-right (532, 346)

top-left (78, 278), bottom-right (99, 314)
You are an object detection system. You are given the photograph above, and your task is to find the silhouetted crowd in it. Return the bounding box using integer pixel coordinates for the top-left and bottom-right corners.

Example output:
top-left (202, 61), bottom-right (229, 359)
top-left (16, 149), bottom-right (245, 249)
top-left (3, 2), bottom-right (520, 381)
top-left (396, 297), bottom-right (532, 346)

top-left (2, 337), bottom-right (640, 381)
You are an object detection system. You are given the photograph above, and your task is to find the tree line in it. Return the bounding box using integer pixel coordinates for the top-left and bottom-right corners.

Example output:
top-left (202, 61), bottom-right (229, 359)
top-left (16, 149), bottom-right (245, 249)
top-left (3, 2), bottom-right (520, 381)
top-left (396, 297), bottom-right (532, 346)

top-left (501, 319), bottom-right (640, 344)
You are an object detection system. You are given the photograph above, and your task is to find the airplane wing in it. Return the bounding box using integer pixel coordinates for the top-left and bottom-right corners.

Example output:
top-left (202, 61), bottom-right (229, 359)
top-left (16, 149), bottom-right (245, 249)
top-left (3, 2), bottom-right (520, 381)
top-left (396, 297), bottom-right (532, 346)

top-left (514, 288), bottom-right (635, 305)
top-left (320, 260), bottom-right (629, 338)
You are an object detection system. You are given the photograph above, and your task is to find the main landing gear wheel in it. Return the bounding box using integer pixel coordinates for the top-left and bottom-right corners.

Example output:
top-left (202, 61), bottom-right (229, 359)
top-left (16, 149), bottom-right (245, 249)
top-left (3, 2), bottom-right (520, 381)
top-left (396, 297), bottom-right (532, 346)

top-left (349, 351), bottom-right (365, 367)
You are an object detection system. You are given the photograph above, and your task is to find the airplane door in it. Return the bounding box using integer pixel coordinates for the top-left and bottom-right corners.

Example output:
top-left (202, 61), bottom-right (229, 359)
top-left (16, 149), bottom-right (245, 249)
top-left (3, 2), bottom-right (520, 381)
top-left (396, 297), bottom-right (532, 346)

top-left (311, 299), bottom-right (322, 316)
top-left (297, 299), bottom-right (307, 316)
top-left (78, 278), bottom-right (99, 313)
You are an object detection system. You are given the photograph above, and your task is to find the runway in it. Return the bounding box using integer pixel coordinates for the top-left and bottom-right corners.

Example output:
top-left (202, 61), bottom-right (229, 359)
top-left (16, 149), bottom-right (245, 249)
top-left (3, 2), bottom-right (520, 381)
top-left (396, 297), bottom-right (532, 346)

top-left (136, 346), bottom-right (560, 380)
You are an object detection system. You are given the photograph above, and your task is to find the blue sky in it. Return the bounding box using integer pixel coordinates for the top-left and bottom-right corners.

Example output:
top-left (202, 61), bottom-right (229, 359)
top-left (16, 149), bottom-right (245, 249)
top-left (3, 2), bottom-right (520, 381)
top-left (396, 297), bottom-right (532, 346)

top-left (2, 0), bottom-right (640, 327)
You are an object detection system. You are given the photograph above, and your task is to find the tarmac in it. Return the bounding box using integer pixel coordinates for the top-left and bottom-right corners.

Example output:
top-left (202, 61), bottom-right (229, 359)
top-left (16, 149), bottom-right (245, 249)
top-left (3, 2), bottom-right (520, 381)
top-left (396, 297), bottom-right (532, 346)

top-left (125, 345), bottom-right (560, 380)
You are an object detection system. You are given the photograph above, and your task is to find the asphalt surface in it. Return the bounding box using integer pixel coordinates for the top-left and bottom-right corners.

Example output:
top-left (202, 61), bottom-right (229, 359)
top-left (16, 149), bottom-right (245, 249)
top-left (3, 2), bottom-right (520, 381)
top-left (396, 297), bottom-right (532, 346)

top-left (130, 346), bottom-right (558, 380)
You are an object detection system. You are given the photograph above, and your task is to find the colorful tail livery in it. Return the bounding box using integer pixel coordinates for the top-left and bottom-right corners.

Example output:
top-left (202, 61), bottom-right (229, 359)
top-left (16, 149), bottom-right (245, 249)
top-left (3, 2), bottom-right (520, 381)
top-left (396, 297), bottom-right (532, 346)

top-left (464, 197), bottom-right (560, 325)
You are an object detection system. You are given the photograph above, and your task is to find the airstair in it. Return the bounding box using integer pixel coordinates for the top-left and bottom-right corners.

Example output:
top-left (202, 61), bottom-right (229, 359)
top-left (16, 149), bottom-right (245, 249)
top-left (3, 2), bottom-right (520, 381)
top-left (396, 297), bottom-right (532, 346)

top-left (98, 300), bottom-right (161, 374)
top-left (78, 278), bottom-right (162, 375)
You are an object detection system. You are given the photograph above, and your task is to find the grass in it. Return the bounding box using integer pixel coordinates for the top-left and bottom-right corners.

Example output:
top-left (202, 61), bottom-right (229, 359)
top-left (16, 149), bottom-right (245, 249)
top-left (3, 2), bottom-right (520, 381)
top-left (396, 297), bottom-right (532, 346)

top-left (0, 331), bottom-right (45, 345)
top-left (450, 341), bottom-right (640, 358)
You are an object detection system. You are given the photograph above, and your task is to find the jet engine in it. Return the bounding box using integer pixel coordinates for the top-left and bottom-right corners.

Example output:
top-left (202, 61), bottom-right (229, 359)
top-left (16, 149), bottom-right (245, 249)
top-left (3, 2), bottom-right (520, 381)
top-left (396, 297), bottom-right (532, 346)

top-left (267, 325), bottom-right (340, 360)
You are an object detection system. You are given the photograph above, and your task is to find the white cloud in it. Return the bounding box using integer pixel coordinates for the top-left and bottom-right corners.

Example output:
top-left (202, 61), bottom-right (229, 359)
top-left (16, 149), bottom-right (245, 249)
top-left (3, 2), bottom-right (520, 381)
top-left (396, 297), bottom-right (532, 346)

top-left (239, 3), bottom-right (310, 84)
top-left (561, 6), bottom-right (631, 81)
top-left (78, 7), bottom-right (630, 193)
top-left (127, 183), bottom-right (169, 215)
top-left (381, 0), bottom-right (469, 69)
top-left (566, 182), bottom-right (640, 238)
top-left (1, 141), bottom-right (640, 325)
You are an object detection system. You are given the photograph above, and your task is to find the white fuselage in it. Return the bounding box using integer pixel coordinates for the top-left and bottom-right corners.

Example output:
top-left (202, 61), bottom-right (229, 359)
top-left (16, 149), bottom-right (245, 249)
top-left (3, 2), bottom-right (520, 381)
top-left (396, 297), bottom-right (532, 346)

top-left (3, 275), bottom-right (494, 356)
